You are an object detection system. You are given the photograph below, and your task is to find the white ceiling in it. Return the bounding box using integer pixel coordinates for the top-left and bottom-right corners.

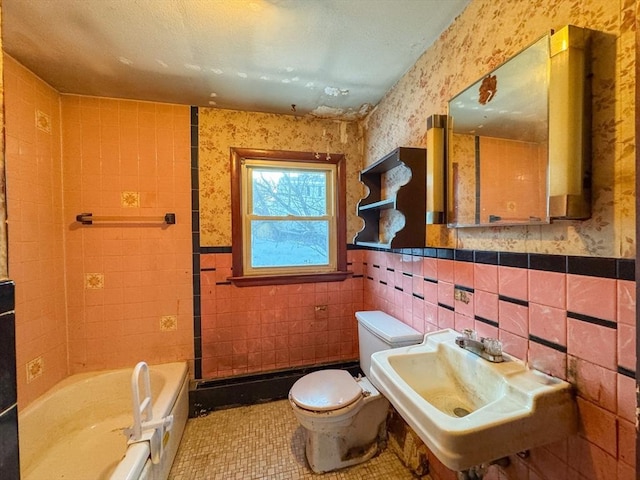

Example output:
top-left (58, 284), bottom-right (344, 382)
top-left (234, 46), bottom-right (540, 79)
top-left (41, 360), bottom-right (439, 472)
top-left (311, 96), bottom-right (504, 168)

top-left (2, 0), bottom-right (469, 119)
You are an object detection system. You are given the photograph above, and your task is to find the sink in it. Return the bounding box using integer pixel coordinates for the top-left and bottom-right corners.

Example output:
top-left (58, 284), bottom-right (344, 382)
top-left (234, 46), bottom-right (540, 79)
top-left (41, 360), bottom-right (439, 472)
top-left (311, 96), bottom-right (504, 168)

top-left (370, 329), bottom-right (577, 471)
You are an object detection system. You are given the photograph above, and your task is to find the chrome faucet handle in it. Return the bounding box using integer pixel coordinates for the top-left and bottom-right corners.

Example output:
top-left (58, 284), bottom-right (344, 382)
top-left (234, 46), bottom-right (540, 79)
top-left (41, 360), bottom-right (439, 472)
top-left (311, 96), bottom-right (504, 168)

top-left (482, 337), bottom-right (503, 357)
top-left (462, 328), bottom-right (477, 340)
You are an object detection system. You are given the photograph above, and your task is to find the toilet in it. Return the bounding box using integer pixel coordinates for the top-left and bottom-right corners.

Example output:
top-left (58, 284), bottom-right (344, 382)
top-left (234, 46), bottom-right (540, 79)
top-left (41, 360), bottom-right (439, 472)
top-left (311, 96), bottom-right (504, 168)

top-left (288, 310), bottom-right (423, 473)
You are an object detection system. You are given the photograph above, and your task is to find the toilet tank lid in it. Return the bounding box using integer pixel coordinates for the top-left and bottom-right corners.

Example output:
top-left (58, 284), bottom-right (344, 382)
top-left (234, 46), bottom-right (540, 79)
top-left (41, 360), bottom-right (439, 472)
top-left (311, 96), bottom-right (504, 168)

top-left (289, 369), bottom-right (362, 411)
top-left (356, 310), bottom-right (423, 344)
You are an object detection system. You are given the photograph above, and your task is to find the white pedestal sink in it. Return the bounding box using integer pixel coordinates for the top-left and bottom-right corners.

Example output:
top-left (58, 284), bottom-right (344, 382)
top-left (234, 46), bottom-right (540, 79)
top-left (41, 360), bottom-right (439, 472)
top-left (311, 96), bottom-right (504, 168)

top-left (370, 329), bottom-right (577, 472)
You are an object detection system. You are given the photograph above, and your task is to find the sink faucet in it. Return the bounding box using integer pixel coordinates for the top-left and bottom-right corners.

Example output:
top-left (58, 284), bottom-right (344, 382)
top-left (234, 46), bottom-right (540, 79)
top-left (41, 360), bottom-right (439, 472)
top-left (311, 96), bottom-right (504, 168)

top-left (455, 329), bottom-right (504, 363)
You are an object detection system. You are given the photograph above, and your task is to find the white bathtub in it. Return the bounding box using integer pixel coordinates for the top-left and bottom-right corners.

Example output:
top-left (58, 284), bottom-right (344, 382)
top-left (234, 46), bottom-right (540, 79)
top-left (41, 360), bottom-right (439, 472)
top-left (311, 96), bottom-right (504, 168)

top-left (19, 362), bottom-right (189, 480)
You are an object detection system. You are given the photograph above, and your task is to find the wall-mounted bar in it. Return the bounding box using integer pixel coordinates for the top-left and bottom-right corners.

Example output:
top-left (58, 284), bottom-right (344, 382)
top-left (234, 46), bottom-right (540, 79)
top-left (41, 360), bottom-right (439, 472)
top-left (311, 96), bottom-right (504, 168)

top-left (75, 213), bottom-right (176, 225)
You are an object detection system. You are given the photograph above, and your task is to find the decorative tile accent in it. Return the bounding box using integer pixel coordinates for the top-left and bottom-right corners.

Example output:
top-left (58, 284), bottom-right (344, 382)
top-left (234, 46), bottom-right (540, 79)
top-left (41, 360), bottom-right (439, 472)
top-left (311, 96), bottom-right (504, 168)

top-left (121, 191), bottom-right (140, 207)
top-left (85, 273), bottom-right (105, 289)
top-left (160, 315), bottom-right (178, 332)
top-left (35, 110), bottom-right (51, 133)
top-left (26, 356), bottom-right (44, 383)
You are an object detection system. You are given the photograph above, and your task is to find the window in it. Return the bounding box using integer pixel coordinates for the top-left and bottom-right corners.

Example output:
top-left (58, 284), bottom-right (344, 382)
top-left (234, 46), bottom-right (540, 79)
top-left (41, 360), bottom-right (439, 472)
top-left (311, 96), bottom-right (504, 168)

top-left (230, 148), bottom-right (349, 286)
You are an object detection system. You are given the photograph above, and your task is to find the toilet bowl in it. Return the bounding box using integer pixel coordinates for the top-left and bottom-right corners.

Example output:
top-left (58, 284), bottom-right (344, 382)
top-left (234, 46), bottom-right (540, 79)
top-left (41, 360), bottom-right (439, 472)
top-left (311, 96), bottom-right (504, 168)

top-left (288, 311), bottom-right (423, 473)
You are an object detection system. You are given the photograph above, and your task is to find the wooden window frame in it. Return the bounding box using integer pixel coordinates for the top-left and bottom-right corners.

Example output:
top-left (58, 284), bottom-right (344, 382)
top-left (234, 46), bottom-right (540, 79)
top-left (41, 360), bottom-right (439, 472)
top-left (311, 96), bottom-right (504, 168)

top-left (229, 148), bottom-right (350, 287)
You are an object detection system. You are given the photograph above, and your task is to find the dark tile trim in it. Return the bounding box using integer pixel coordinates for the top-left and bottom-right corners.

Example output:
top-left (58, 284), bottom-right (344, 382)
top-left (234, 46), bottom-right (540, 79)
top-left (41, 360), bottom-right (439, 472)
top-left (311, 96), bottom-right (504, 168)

top-left (352, 246), bottom-right (634, 281)
top-left (567, 311), bottom-right (617, 329)
top-left (529, 334), bottom-right (567, 353)
top-left (190, 106), bottom-right (202, 379)
top-left (191, 361), bottom-right (361, 415)
top-left (424, 277), bottom-right (438, 284)
top-left (366, 276), bottom-right (374, 280)
top-left (617, 259), bottom-right (635, 281)
top-left (402, 272), bottom-right (413, 277)
top-left (386, 267), bottom-right (395, 272)
top-left (352, 274), bottom-right (364, 279)
top-left (475, 315), bottom-right (498, 328)
top-left (438, 302), bottom-right (455, 311)
top-left (455, 285), bottom-right (474, 293)
top-left (394, 286), bottom-right (403, 292)
top-left (0, 281), bottom-right (15, 314)
top-left (454, 249), bottom-right (474, 262)
top-left (373, 264), bottom-right (380, 269)
top-left (200, 246), bottom-right (233, 254)
top-left (380, 280), bottom-right (387, 285)
top-left (475, 251), bottom-right (498, 265)
top-left (423, 248), bottom-right (438, 258)
top-left (529, 254), bottom-right (566, 273)
top-left (498, 295), bottom-right (529, 307)
top-left (617, 366), bottom-right (636, 379)
top-left (567, 256), bottom-right (617, 278)
top-left (215, 281), bottom-right (232, 286)
top-left (437, 249), bottom-right (454, 259)
top-left (499, 252), bottom-right (528, 268)
top-left (412, 293), bottom-right (424, 300)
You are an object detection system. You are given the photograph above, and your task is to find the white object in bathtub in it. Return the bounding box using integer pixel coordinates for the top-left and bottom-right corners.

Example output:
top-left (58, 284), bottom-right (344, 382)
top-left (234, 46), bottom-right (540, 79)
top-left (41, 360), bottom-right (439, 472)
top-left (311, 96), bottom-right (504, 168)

top-left (124, 361), bottom-right (174, 464)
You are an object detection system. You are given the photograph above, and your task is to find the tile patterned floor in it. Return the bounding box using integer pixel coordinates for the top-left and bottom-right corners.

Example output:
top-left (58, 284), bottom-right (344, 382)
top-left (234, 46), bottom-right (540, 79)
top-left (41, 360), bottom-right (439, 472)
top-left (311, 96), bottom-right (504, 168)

top-left (169, 399), bottom-right (422, 479)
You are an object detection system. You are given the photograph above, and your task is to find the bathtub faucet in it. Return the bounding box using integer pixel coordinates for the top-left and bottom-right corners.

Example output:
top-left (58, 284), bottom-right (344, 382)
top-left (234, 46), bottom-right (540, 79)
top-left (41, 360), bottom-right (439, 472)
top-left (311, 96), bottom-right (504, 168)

top-left (455, 329), bottom-right (503, 363)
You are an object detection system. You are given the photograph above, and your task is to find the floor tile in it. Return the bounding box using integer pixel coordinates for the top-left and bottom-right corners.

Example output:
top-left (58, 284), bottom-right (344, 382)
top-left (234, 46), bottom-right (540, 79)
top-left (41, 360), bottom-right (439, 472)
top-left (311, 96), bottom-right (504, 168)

top-left (169, 399), bottom-right (423, 479)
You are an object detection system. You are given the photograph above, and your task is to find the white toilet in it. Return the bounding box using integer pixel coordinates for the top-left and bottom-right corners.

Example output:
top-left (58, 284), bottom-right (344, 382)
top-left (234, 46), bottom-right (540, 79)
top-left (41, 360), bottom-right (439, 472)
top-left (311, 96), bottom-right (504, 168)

top-left (288, 310), bottom-right (423, 473)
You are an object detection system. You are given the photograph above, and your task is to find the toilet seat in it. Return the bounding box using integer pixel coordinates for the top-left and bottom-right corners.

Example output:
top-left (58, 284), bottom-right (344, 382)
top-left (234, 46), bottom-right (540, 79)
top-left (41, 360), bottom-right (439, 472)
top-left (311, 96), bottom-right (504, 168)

top-left (289, 370), bottom-right (362, 412)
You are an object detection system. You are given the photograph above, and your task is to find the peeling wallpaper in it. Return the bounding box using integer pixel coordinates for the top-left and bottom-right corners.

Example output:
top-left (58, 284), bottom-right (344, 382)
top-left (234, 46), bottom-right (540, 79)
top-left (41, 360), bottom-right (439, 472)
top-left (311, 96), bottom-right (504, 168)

top-left (364, 0), bottom-right (636, 258)
top-left (198, 108), bottom-right (364, 246)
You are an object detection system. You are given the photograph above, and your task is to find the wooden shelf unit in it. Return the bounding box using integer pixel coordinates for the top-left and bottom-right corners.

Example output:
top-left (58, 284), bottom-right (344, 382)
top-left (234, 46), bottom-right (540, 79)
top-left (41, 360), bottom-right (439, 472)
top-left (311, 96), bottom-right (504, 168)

top-left (354, 147), bottom-right (427, 248)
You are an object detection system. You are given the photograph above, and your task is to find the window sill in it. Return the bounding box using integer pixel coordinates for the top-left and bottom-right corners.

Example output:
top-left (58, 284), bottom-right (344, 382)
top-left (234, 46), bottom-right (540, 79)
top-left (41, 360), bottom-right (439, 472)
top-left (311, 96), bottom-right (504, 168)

top-left (228, 271), bottom-right (352, 287)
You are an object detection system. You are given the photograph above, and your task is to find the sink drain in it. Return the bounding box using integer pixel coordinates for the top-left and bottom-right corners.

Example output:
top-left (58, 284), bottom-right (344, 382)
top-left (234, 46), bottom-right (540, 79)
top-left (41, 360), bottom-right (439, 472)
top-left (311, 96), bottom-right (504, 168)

top-left (453, 407), bottom-right (471, 417)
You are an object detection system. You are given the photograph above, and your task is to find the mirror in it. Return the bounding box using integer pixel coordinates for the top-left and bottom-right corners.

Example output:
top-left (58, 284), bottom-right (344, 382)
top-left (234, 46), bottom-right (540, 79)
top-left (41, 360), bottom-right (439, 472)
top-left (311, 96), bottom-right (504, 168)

top-left (447, 26), bottom-right (590, 227)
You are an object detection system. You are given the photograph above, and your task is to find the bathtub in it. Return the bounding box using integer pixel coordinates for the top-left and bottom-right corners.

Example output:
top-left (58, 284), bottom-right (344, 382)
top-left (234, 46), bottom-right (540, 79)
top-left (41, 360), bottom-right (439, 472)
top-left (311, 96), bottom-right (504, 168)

top-left (19, 362), bottom-right (189, 480)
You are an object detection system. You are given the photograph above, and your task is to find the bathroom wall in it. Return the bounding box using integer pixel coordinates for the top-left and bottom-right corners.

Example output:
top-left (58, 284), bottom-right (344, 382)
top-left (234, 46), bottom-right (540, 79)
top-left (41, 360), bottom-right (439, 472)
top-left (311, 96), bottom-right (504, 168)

top-left (360, 0), bottom-right (637, 478)
top-left (3, 55), bottom-right (195, 407)
top-left (362, 249), bottom-right (635, 479)
top-left (196, 108), bottom-right (365, 378)
top-left (365, 0), bottom-right (635, 258)
top-left (60, 96), bottom-right (193, 374)
top-left (4, 56), bottom-right (67, 407)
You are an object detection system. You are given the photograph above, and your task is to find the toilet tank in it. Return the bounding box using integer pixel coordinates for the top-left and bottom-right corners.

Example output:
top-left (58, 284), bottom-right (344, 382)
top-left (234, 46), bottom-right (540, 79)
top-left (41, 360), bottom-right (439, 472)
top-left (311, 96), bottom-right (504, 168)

top-left (356, 311), bottom-right (423, 376)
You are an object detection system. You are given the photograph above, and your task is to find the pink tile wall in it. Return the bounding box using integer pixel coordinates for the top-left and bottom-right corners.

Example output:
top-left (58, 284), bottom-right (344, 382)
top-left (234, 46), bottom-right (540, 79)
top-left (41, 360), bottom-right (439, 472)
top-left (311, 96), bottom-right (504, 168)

top-left (61, 96), bottom-right (193, 373)
top-left (4, 56), bottom-right (68, 407)
top-left (362, 249), bottom-right (636, 480)
top-left (199, 250), bottom-right (364, 378)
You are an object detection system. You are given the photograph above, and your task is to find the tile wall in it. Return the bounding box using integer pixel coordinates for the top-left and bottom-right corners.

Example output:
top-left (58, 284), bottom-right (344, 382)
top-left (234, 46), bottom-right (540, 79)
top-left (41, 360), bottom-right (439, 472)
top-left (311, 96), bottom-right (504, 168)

top-left (198, 250), bottom-right (364, 378)
top-left (60, 95), bottom-right (194, 373)
top-left (4, 55), bottom-right (68, 407)
top-left (360, 247), bottom-right (635, 480)
top-left (4, 54), bottom-right (196, 408)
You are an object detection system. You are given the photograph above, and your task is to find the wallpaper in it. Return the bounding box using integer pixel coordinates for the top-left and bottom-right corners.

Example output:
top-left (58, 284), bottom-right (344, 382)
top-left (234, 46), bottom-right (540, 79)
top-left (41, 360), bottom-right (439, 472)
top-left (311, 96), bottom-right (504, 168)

top-left (364, 0), bottom-right (636, 258)
top-left (198, 109), bottom-right (364, 246)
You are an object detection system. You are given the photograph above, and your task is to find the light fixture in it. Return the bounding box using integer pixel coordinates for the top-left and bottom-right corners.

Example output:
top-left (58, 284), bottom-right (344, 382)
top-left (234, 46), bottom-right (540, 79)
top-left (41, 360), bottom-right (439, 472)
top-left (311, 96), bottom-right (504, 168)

top-left (426, 114), bottom-right (447, 224)
top-left (548, 25), bottom-right (591, 219)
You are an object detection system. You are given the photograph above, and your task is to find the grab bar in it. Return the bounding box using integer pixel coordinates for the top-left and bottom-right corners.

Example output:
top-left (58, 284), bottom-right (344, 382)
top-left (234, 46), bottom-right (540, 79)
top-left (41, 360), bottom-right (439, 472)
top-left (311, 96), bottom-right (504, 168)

top-left (75, 213), bottom-right (176, 225)
top-left (124, 362), bottom-right (174, 464)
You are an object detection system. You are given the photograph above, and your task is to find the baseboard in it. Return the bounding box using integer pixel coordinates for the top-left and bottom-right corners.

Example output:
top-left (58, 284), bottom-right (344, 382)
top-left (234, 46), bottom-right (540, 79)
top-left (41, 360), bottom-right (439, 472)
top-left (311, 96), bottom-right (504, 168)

top-left (189, 361), bottom-right (362, 417)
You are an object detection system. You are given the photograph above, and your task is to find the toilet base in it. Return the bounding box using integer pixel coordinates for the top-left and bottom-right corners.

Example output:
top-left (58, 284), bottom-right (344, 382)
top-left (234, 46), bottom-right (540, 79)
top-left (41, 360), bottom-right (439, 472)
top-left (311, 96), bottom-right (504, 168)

top-left (303, 394), bottom-right (389, 474)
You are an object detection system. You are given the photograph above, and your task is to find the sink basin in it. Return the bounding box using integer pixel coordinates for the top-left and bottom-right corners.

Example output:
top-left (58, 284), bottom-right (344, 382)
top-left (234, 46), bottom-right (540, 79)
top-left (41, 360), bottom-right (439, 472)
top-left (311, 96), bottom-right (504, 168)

top-left (370, 329), bottom-right (577, 471)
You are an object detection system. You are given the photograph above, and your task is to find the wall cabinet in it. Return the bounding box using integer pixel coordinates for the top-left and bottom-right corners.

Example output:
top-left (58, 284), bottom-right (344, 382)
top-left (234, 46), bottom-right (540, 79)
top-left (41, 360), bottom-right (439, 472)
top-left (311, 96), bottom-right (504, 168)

top-left (354, 147), bottom-right (426, 248)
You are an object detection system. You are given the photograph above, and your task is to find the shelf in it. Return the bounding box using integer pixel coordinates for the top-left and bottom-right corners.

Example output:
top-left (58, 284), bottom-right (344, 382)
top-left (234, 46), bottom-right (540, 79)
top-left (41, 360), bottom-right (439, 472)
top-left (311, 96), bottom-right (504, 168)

top-left (354, 147), bottom-right (427, 249)
top-left (355, 241), bottom-right (392, 249)
top-left (358, 197), bottom-right (396, 211)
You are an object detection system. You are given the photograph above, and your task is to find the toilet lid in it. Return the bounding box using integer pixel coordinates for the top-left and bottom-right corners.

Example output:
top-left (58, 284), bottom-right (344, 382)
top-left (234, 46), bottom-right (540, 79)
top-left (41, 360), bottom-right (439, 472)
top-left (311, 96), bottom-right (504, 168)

top-left (289, 370), bottom-right (362, 412)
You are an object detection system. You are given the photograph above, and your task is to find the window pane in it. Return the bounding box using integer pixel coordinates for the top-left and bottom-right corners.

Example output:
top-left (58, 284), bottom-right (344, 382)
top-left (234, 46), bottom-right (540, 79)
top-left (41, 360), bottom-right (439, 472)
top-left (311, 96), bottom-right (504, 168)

top-left (251, 169), bottom-right (327, 216)
top-left (250, 220), bottom-right (329, 267)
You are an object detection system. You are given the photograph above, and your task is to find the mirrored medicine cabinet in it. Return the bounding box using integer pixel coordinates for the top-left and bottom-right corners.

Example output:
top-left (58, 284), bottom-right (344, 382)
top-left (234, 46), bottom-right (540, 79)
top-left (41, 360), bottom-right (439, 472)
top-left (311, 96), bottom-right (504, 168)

top-left (446, 25), bottom-right (591, 228)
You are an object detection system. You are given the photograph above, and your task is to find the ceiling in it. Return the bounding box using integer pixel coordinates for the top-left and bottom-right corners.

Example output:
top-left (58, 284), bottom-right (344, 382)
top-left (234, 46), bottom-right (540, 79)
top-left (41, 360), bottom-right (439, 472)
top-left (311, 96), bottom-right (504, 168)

top-left (2, 0), bottom-right (469, 120)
